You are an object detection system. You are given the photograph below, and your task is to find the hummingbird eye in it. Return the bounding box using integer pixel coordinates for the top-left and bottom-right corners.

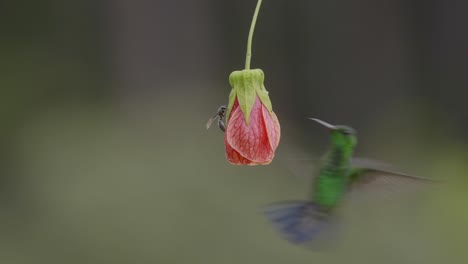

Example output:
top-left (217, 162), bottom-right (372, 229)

top-left (342, 129), bottom-right (352, 136)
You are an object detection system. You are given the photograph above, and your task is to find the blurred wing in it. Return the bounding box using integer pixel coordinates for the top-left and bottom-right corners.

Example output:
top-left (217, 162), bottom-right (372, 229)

top-left (281, 156), bottom-right (321, 181)
top-left (348, 157), bottom-right (438, 201)
top-left (262, 201), bottom-right (341, 249)
top-left (275, 146), bottom-right (327, 181)
top-left (205, 116), bottom-right (217, 130)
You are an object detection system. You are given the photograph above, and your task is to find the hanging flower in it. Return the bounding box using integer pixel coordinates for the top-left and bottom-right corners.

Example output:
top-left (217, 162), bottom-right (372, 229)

top-left (224, 69), bottom-right (280, 165)
top-left (206, 0), bottom-right (281, 165)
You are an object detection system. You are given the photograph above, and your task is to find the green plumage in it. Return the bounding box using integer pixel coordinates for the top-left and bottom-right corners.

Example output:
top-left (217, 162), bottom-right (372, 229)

top-left (312, 126), bottom-right (357, 208)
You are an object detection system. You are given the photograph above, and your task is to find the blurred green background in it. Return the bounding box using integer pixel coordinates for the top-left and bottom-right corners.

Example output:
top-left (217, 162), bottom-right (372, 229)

top-left (2, 0), bottom-right (468, 263)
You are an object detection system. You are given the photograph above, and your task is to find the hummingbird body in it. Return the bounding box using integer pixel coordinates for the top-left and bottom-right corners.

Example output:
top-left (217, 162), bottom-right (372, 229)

top-left (312, 137), bottom-right (355, 208)
top-left (263, 118), bottom-right (435, 247)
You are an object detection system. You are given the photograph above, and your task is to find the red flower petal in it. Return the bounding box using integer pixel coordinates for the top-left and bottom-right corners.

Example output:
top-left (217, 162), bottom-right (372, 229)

top-left (224, 139), bottom-right (255, 165)
top-left (224, 96), bottom-right (279, 165)
top-left (262, 103), bottom-right (281, 151)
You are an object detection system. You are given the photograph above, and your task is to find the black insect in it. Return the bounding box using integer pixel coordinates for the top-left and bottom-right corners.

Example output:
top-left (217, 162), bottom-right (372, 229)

top-left (206, 105), bottom-right (227, 132)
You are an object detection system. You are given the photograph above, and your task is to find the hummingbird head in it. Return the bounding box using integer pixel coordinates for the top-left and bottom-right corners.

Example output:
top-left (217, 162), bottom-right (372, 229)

top-left (308, 118), bottom-right (357, 148)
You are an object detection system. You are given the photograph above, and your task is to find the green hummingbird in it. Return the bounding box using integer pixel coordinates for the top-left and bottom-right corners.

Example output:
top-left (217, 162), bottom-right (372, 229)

top-left (263, 118), bottom-right (436, 246)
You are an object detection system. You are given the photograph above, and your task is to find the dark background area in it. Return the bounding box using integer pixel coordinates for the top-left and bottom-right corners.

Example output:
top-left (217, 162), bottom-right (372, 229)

top-left (1, 0), bottom-right (467, 263)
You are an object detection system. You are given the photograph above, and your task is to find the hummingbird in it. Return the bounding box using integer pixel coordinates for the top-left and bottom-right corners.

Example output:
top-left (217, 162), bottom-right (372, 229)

top-left (262, 118), bottom-right (436, 247)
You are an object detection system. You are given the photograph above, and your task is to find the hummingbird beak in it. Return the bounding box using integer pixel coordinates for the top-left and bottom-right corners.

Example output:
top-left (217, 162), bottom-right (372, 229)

top-left (307, 118), bottom-right (337, 130)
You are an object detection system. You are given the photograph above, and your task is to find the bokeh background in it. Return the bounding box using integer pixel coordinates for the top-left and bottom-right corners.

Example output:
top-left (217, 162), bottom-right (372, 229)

top-left (2, 0), bottom-right (468, 263)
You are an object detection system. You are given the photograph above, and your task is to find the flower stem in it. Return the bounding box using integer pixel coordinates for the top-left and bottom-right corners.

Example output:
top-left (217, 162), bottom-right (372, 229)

top-left (245, 0), bottom-right (263, 70)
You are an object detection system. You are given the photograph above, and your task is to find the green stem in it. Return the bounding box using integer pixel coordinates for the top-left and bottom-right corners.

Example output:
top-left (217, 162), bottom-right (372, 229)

top-left (245, 0), bottom-right (263, 70)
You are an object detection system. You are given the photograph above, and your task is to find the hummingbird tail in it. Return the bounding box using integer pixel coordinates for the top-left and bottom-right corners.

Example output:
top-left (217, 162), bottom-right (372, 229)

top-left (262, 201), bottom-right (336, 246)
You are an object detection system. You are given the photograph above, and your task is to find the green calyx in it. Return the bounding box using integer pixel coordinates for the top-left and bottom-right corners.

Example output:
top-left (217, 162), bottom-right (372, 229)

top-left (226, 69), bottom-right (273, 125)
